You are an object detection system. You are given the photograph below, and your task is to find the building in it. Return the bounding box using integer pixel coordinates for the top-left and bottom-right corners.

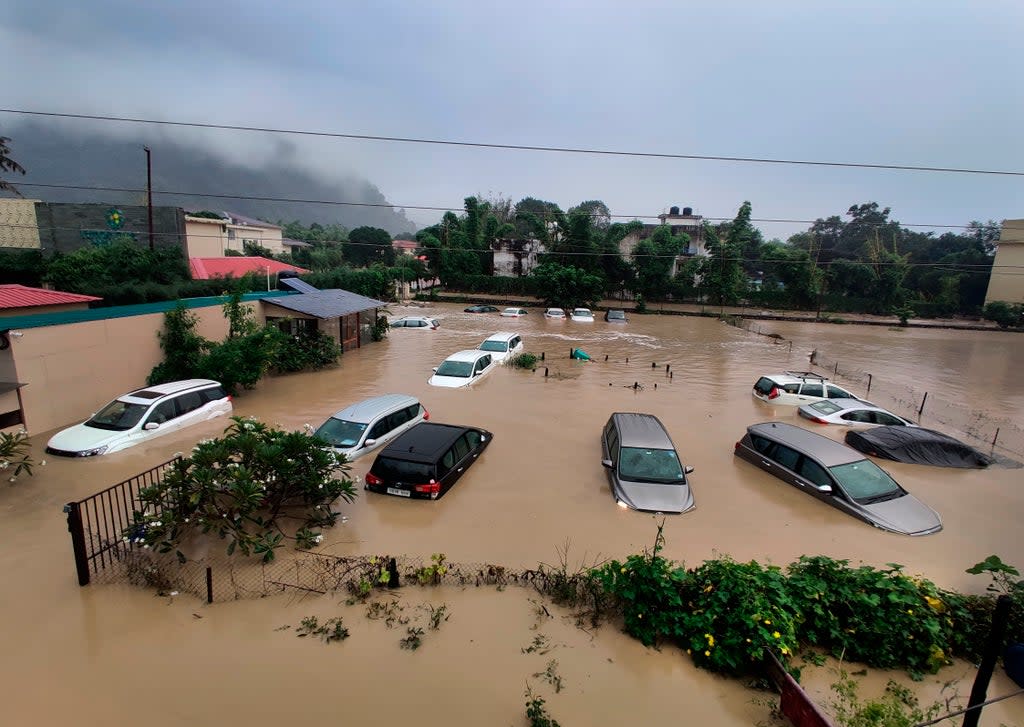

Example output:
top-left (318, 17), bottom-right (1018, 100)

top-left (984, 219), bottom-right (1024, 305)
top-left (184, 211), bottom-right (285, 257)
top-left (0, 285), bottom-right (101, 318)
top-left (492, 238), bottom-right (541, 277)
top-left (392, 239), bottom-right (418, 256)
top-left (617, 205), bottom-right (707, 277)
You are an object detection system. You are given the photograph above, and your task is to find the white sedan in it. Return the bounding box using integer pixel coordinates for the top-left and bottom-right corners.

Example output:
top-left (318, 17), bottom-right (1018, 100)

top-left (428, 350), bottom-right (497, 388)
top-left (798, 398), bottom-right (917, 427)
top-left (390, 316), bottom-right (439, 330)
top-left (501, 307), bottom-right (529, 317)
top-left (570, 308), bottom-right (595, 322)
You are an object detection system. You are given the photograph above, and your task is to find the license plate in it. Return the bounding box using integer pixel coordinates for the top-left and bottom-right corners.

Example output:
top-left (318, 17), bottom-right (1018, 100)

top-left (386, 487), bottom-right (411, 498)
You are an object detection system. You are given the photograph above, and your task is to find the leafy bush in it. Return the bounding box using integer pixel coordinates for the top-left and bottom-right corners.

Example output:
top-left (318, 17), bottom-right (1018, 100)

top-left (270, 329), bottom-right (342, 373)
top-left (506, 352), bottom-right (538, 369)
top-left (148, 303), bottom-right (206, 385)
top-left (127, 417), bottom-right (357, 563)
top-left (0, 429), bottom-right (36, 481)
top-left (196, 327), bottom-right (281, 394)
top-left (983, 300), bottom-right (1023, 328)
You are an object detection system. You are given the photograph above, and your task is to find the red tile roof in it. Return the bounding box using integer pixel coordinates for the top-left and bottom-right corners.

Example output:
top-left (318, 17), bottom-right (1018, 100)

top-left (0, 284), bottom-right (101, 310)
top-left (392, 240), bottom-right (418, 250)
top-left (189, 257), bottom-right (309, 280)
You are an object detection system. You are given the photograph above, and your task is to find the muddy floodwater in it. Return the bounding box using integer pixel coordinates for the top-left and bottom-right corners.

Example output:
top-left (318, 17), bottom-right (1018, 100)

top-left (3, 302), bottom-right (1022, 726)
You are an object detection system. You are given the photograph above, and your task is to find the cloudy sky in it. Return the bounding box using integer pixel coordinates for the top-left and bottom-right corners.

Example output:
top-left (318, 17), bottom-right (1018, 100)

top-left (2, 1), bottom-right (1022, 237)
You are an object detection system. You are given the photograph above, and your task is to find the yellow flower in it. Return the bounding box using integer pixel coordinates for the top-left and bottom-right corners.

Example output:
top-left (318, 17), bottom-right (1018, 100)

top-left (686, 649), bottom-right (691, 655)
top-left (907, 609), bottom-right (914, 615)
top-left (764, 619), bottom-right (772, 625)
top-left (925, 596), bottom-right (944, 612)
top-left (705, 634), bottom-right (715, 646)
top-left (745, 638), bottom-right (751, 643)
top-left (781, 647), bottom-right (790, 655)
top-left (638, 613), bottom-right (643, 619)
top-left (703, 584), bottom-right (713, 593)
top-left (773, 631), bottom-right (781, 639)
top-left (620, 567), bottom-right (626, 573)
top-left (908, 635), bottom-right (914, 640)
top-left (704, 650), bottom-right (710, 657)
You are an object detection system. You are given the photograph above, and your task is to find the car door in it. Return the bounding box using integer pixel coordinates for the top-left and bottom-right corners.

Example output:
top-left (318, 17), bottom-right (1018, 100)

top-left (793, 455), bottom-right (836, 501)
top-left (442, 433), bottom-right (474, 491)
top-left (840, 410), bottom-right (875, 426)
top-left (174, 390), bottom-right (207, 428)
top-left (796, 382), bottom-right (825, 402)
top-left (139, 398), bottom-right (183, 441)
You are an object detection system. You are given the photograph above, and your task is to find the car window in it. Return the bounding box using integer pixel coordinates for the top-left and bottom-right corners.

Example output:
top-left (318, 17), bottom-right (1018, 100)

top-left (391, 320), bottom-right (404, 327)
top-left (464, 430), bottom-right (482, 449)
top-left (771, 444), bottom-right (801, 471)
top-left (436, 360), bottom-right (473, 377)
top-left (315, 418), bottom-right (367, 448)
top-left (811, 400), bottom-right (843, 415)
top-left (873, 412), bottom-right (905, 426)
top-left (800, 383), bottom-right (825, 397)
top-left (828, 385), bottom-right (854, 398)
top-left (453, 435), bottom-right (471, 461)
top-left (841, 410), bottom-right (874, 423)
top-left (440, 449), bottom-right (456, 474)
top-left (480, 340), bottom-right (508, 352)
top-left (797, 457), bottom-right (832, 489)
top-left (829, 460), bottom-right (902, 503)
top-left (176, 391), bottom-right (204, 415)
top-left (200, 386), bottom-right (229, 403)
top-left (750, 434), bottom-right (773, 455)
top-left (146, 399), bottom-right (179, 425)
top-left (368, 415), bottom-right (394, 439)
top-left (86, 400), bottom-right (150, 431)
top-left (781, 383), bottom-right (801, 394)
top-left (511, 337), bottom-right (521, 348)
top-left (753, 378), bottom-right (774, 395)
top-left (373, 457), bottom-right (434, 482)
top-left (618, 447), bottom-right (684, 483)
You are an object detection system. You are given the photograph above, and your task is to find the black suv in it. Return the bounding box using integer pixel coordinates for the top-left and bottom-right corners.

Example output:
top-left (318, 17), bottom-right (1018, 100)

top-left (365, 422), bottom-right (493, 499)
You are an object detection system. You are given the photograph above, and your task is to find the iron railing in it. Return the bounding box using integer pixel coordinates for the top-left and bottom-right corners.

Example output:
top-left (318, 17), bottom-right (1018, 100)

top-left (64, 456), bottom-right (181, 586)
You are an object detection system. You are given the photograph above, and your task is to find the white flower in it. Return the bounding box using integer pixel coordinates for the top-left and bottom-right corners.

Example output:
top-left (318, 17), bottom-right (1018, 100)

top-left (122, 537), bottom-right (129, 543)
top-left (143, 544), bottom-right (150, 549)
top-left (0, 461), bottom-right (9, 469)
top-left (40, 460), bottom-right (46, 466)
top-left (169, 591), bottom-right (179, 597)
top-left (184, 518), bottom-right (189, 523)
top-left (8, 477), bottom-right (15, 482)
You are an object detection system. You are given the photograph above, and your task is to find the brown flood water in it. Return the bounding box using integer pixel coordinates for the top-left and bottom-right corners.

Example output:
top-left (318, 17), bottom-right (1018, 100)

top-left (2, 302), bottom-right (1022, 726)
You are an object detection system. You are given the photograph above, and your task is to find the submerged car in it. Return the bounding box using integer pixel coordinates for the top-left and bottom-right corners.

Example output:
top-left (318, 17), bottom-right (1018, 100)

top-left (314, 394), bottom-right (428, 462)
top-left (543, 308), bottom-right (566, 319)
top-left (46, 379), bottom-right (232, 457)
top-left (734, 422), bottom-right (942, 536)
top-left (501, 307), bottom-right (529, 317)
top-left (428, 350), bottom-right (496, 388)
top-left (798, 398), bottom-right (916, 427)
top-left (570, 308), bottom-right (595, 322)
top-left (464, 305), bottom-right (499, 313)
top-left (752, 371), bottom-right (859, 405)
top-left (390, 316), bottom-right (439, 330)
top-left (478, 332), bottom-right (524, 363)
top-left (365, 422), bottom-right (493, 499)
top-left (601, 413), bottom-right (695, 513)
top-left (604, 309), bottom-right (627, 323)
top-left (845, 426), bottom-right (993, 469)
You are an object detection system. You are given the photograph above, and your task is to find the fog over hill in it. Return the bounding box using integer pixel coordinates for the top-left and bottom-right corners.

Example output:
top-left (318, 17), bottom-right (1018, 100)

top-left (4, 122), bottom-right (416, 234)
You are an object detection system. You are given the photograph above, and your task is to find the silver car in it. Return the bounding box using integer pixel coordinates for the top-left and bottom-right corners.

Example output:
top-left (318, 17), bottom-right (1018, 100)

top-left (734, 422), bottom-right (941, 536)
top-left (314, 394), bottom-right (428, 462)
top-left (601, 413), bottom-right (695, 514)
top-left (798, 398), bottom-right (916, 427)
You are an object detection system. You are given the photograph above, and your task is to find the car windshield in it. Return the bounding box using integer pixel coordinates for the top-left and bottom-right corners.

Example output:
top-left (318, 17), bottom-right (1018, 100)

top-left (829, 460), bottom-right (902, 503)
top-left (435, 360), bottom-right (473, 377)
top-left (608, 311), bottom-right (625, 319)
top-left (574, 309), bottom-right (592, 316)
top-left (373, 457), bottom-right (434, 482)
top-left (480, 340), bottom-right (508, 352)
top-left (618, 447), bottom-right (685, 483)
top-left (315, 418), bottom-right (368, 448)
top-left (811, 400), bottom-right (843, 415)
top-left (85, 400), bottom-right (150, 431)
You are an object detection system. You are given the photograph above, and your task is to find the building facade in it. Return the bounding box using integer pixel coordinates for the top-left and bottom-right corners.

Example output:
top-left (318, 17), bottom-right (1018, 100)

top-left (985, 219), bottom-right (1024, 305)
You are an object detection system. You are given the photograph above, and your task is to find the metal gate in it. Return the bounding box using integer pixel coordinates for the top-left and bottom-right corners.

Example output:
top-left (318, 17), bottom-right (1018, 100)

top-left (64, 456), bottom-right (182, 586)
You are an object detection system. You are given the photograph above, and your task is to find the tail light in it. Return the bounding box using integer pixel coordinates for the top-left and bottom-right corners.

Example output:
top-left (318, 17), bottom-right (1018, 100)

top-left (422, 407), bottom-right (430, 421)
top-left (809, 417), bottom-right (829, 424)
top-left (734, 441), bottom-right (742, 449)
top-left (365, 471), bottom-right (382, 485)
top-left (768, 387), bottom-right (780, 400)
top-left (413, 480), bottom-right (440, 495)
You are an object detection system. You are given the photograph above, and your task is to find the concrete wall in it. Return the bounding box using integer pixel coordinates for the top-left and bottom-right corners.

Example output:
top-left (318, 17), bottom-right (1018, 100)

top-left (7, 302), bottom-right (257, 435)
top-left (0, 303), bottom-right (91, 318)
top-left (231, 224), bottom-right (284, 255)
top-left (34, 203), bottom-right (187, 254)
top-left (0, 199), bottom-right (42, 249)
top-left (185, 217), bottom-right (229, 257)
top-left (985, 219), bottom-right (1024, 305)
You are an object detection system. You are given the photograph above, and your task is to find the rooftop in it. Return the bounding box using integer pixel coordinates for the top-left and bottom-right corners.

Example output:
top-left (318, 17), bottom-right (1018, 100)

top-left (262, 289), bottom-right (388, 319)
top-left (189, 257), bottom-right (308, 280)
top-left (0, 284), bottom-right (101, 310)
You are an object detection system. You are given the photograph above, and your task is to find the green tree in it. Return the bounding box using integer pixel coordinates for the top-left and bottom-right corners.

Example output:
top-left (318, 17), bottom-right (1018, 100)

top-left (632, 225), bottom-right (687, 300)
top-left (513, 197), bottom-right (562, 237)
top-left (0, 135), bottom-right (26, 197)
top-left (531, 262), bottom-right (604, 310)
top-left (760, 243), bottom-right (821, 308)
top-left (699, 211), bottom-right (745, 307)
top-left (345, 226), bottom-right (395, 267)
top-left (570, 199), bottom-right (611, 230)
top-left (148, 303), bottom-right (207, 385)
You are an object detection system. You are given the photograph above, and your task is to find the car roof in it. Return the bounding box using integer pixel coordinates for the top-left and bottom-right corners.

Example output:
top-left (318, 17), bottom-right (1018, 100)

top-left (121, 379), bottom-right (222, 403)
top-left (811, 398), bottom-right (875, 411)
top-left (747, 421), bottom-right (864, 467)
top-left (443, 349), bottom-right (489, 363)
top-left (611, 412), bottom-right (675, 449)
top-left (329, 394), bottom-right (420, 424)
top-left (483, 331), bottom-right (518, 343)
top-left (573, 307), bottom-right (592, 312)
top-left (380, 422), bottom-right (474, 463)
top-left (759, 371), bottom-right (832, 385)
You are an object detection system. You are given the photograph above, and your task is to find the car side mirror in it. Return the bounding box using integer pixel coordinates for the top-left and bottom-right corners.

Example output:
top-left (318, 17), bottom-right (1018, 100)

top-left (364, 438), bottom-right (376, 447)
top-left (816, 484), bottom-right (833, 494)
top-left (432, 367), bottom-right (438, 373)
top-left (144, 422), bottom-right (160, 431)
top-left (601, 459), bottom-right (613, 469)
top-left (684, 466), bottom-right (694, 474)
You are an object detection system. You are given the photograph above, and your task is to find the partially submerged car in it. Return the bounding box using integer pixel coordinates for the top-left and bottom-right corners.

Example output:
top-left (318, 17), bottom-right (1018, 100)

top-left (390, 316), bottom-right (439, 330)
top-left (570, 308), bottom-right (595, 322)
top-left (601, 413), bottom-right (695, 513)
top-left (734, 422), bottom-right (942, 535)
top-left (798, 398), bottom-right (916, 427)
top-left (365, 422), bottom-right (493, 499)
top-left (845, 426), bottom-right (994, 469)
top-left (501, 307), bottom-right (529, 317)
top-left (752, 371), bottom-right (859, 405)
top-left (314, 394), bottom-right (428, 462)
top-left (604, 309), bottom-right (627, 323)
top-left (464, 305), bottom-right (499, 313)
top-left (478, 332), bottom-right (524, 363)
top-left (543, 308), bottom-right (566, 319)
top-left (46, 379), bottom-right (232, 457)
top-left (428, 350), bottom-right (496, 388)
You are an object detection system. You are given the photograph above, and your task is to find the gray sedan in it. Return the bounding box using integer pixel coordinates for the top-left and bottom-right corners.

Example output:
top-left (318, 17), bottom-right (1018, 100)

top-left (734, 422), bottom-right (941, 536)
top-left (601, 413), bottom-right (695, 514)
top-left (798, 398), bottom-right (916, 427)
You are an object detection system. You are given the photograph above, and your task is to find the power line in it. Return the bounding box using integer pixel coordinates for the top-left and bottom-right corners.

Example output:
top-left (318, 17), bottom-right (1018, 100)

top-left (3, 108), bottom-right (1023, 177)
top-left (10, 181), bottom-right (985, 231)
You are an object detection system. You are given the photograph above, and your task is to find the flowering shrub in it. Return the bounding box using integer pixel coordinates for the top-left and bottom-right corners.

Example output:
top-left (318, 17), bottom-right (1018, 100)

top-left (126, 416), bottom-right (356, 562)
top-left (0, 429), bottom-right (36, 482)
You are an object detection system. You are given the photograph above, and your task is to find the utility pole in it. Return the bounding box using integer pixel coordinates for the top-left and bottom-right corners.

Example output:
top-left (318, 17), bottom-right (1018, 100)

top-left (144, 146), bottom-right (154, 251)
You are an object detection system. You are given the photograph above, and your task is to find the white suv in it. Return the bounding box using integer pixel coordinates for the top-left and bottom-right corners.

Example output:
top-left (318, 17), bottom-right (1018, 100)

top-left (752, 371), bottom-right (859, 406)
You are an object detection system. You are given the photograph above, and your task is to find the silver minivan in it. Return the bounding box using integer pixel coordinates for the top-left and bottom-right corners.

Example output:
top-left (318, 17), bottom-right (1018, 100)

top-left (314, 394), bottom-right (428, 462)
top-left (734, 421), bottom-right (942, 536)
top-left (601, 413), bottom-right (695, 514)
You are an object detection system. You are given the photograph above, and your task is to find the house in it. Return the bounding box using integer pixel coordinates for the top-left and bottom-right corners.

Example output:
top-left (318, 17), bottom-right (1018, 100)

top-left (265, 279), bottom-right (387, 352)
top-left (984, 219), bottom-right (1024, 305)
top-left (189, 256), bottom-right (308, 281)
top-left (617, 205), bottom-right (707, 277)
top-left (492, 238), bottom-right (541, 277)
top-left (0, 285), bottom-right (101, 317)
top-left (392, 239), bottom-right (418, 256)
top-left (184, 211), bottom-right (285, 257)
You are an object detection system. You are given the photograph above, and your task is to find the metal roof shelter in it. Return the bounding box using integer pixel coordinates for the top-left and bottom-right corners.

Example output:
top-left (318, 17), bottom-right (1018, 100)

top-left (262, 289), bottom-right (388, 319)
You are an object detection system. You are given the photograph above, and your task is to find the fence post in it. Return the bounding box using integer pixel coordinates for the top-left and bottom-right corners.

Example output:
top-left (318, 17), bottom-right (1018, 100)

top-left (918, 391), bottom-right (929, 418)
top-left (834, 362), bottom-right (839, 376)
top-left (206, 566), bottom-right (213, 604)
top-left (962, 594), bottom-right (1012, 727)
top-left (992, 428), bottom-right (1000, 448)
top-left (866, 373), bottom-right (872, 398)
top-left (64, 501), bottom-right (91, 586)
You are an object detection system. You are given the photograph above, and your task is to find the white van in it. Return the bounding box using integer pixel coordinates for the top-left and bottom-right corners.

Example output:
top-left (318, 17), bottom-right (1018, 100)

top-left (314, 394), bottom-right (428, 462)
